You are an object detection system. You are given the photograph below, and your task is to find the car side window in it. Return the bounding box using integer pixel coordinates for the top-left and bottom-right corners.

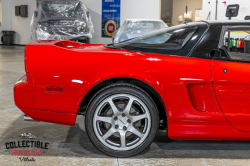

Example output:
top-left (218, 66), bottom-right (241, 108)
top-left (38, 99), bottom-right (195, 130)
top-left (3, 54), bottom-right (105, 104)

top-left (121, 28), bottom-right (196, 50)
top-left (221, 27), bottom-right (250, 62)
top-left (114, 24), bottom-right (198, 54)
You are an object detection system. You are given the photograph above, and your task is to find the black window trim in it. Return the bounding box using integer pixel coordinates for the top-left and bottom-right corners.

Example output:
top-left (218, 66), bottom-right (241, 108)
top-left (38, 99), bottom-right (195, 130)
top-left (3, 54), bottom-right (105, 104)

top-left (187, 23), bottom-right (210, 57)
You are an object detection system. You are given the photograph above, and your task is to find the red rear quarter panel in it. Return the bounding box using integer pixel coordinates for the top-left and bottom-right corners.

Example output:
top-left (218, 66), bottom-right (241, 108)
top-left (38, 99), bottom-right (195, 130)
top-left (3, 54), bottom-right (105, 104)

top-left (25, 41), bottom-right (221, 122)
top-left (25, 41), bottom-right (167, 114)
top-left (19, 40), bottom-right (250, 140)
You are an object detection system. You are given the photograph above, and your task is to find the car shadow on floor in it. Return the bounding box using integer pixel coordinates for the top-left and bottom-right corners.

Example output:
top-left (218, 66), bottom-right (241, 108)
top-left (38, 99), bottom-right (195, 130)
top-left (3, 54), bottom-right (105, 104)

top-left (1, 115), bottom-right (250, 159)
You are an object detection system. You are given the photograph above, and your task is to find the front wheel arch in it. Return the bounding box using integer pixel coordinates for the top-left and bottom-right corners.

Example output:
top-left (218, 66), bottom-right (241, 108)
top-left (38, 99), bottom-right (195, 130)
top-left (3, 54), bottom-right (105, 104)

top-left (78, 77), bottom-right (167, 129)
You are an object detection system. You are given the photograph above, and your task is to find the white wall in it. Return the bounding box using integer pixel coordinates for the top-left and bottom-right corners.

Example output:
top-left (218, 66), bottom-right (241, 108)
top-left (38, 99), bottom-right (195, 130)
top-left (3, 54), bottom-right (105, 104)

top-left (81, 0), bottom-right (161, 44)
top-left (202, 0), bottom-right (250, 21)
top-left (0, 0), bottom-right (12, 44)
top-left (0, 2), bottom-right (2, 24)
top-left (2, 0), bottom-right (161, 45)
top-left (80, 0), bottom-right (108, 44)
top-left (11, 0), bottom-right (36, 45)
top-left (5, 0), bottom-right (250, 44)
top-left (121, 0), bottom-right (160, 22)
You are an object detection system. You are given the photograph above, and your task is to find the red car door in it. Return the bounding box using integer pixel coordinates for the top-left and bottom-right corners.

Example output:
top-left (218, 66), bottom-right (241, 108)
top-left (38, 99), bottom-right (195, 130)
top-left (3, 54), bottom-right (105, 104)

top-left (212, 59), bottom-right (250, 131)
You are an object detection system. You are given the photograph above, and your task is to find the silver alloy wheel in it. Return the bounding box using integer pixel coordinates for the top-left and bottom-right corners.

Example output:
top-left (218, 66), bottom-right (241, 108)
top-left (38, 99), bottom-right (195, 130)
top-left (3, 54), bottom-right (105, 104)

top-left (93, 94), bottom-right (151, 151)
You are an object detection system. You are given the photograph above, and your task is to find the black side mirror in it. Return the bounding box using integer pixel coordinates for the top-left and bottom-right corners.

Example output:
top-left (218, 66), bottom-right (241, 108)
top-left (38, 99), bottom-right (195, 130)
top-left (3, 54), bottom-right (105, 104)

top-left (218, 47), bottom-right (232, 60)
top-left (245, 16), bottom-right (250, 20)
top-left (210, 49), bottom-right (221, 58)
top-left (210, 47), bottom-right (231, 60)
top-left (34, 11), bottom-right (38, 17)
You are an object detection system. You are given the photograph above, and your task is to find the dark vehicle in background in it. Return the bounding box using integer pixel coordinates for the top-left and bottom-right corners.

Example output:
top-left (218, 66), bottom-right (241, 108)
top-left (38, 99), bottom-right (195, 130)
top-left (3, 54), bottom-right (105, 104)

top-left (31, 0), bottom-right (94, 43)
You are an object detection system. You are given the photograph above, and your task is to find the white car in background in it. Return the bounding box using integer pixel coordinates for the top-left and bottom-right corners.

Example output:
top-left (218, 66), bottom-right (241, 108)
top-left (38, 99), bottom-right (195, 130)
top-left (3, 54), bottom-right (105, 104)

top-left (20, 133), bottom-right (36, 139)
top-left (112, 19), bottom-right (168, 44)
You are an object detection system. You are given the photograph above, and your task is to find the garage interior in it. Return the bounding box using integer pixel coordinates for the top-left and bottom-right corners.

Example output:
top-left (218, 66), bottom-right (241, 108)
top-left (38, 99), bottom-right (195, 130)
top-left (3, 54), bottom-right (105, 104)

top-left (1, 0), bottom-right (250, 165)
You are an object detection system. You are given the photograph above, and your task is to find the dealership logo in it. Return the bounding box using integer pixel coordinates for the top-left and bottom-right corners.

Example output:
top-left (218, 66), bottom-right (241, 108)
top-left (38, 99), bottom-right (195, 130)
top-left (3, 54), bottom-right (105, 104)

top-left (105, 20), bottom-right (117, 36)
top-left (108, 25), bottom-right (114, 32)
top-left (4, 134), bottom-right (50, 162)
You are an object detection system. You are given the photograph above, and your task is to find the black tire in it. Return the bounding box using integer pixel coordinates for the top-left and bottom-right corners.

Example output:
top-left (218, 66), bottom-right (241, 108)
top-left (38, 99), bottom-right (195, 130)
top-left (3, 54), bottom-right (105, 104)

top-left (85, 83), bottom-right (159, 157)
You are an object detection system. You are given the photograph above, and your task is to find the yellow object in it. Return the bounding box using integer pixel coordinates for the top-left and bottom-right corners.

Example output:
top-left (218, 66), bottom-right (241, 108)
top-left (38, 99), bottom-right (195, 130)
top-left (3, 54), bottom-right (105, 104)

top-left (231, 31), bottom-right (247, 34)
top-left (237, 40), bottom-right (239, 48)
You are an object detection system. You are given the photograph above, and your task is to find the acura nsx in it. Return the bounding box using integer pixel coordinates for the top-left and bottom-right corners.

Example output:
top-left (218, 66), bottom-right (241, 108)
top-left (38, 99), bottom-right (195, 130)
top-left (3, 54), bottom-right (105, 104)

top-left (14, 21), bottom-right (250, 157)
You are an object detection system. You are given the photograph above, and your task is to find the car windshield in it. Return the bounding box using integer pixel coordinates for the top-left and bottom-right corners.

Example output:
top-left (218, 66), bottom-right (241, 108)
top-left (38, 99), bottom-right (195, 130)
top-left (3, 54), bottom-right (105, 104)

top-left (124, 21), bottom-right (166, 33)
top-left (113, 24), bottom-right (197, 51)
top-left (41, 1), bottom-right (84, 19)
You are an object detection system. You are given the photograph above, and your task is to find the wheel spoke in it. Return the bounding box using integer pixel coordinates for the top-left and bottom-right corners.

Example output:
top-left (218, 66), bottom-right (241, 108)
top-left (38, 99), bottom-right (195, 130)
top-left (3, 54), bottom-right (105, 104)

top-left (102, 128), bottom-right (115, 140)
top-left (131, 114), bottom-right (147, 122)
top-left (107, 99), bottom-right (120, 115)
top-left (123, 98), bottom-right (134, 114)
top-left (129, 126), bottom-right (144, 138)
top-left (120, 131), bottom-right (127, 148)
top-left (96, 116), bottom-right (113, 124)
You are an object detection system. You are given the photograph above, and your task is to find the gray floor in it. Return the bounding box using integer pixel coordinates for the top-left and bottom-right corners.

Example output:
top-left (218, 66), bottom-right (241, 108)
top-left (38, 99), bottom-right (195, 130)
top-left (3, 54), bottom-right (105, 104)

top-left (0, 46), bottom-right (250, 166)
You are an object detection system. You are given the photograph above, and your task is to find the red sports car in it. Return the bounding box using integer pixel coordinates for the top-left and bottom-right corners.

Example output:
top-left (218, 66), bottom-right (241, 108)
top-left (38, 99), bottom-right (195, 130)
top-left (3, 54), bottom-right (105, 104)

top-left (14, 21), bottom-right (250, 157)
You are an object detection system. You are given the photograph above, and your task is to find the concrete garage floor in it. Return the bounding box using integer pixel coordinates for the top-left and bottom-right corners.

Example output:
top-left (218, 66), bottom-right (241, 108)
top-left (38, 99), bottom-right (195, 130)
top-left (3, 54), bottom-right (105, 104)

top-left (0, 46), bottom-right (250, 166)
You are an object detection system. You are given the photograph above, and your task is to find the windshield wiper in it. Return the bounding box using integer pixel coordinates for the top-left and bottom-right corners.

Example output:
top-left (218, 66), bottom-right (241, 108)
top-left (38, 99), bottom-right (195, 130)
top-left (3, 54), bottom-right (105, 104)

top-left (105, 43), bottom-right (117, 49)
